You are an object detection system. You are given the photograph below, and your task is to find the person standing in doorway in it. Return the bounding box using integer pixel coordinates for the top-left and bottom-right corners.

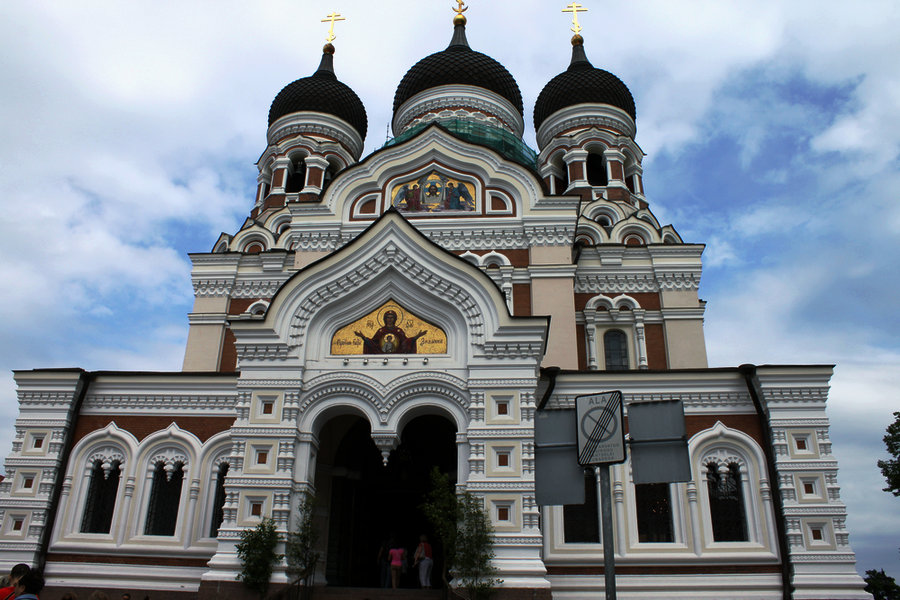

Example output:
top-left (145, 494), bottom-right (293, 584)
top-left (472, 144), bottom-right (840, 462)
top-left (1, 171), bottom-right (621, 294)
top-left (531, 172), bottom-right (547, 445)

top-left (388, 539), bottom-right (406, 589)
top-left (413, 534), bottom-right (433, 589)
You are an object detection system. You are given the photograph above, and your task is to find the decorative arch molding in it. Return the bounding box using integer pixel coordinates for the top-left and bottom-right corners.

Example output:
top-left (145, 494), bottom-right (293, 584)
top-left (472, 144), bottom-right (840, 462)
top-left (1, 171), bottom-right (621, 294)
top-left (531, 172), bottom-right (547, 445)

top-left (135, 423), bottom-right (202, 476)
top-left (574, 221), bottom-right (606, 245)
top-left (584, 293), bottom-right (642, 311)
top-left (319, 126), bottom-right (547, 219)
top-left (245, 300), bottom-right (270, 316)
top-left (53, 423), bottom-right (140, 543)
top-left (230, 212), bottom-right (545, 366)
top-left (688, 421), bottom-right (774, 549)
top-left (388, 397), bottom-right (467, 437)
top-left (611, 217), bottom-right (660, 245)
top-left (660, 224), bottom-right (684, 244)
top-left (583, 202), bottom-right (625, 225)
top-left (583, 294), bottom-right (648, 370)
top-left (70, 422), bottom-right (138, 471)
top-left (232, 226), bottom-right (276, 254)
top-left (689, 421), bottom-right (766, 471)
top-left (298, 370), bottom-right (469, 430)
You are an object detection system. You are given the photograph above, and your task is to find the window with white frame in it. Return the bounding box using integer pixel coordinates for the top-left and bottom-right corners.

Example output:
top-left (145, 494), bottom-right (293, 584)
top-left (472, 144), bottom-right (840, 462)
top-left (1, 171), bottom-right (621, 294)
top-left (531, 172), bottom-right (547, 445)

top-left (563, 468), bottom-right (599, 543)
top-left (80, 459), bottom-right (121, 534)
top-left (144, 460), bottom-right (185, 536)
top-left (209, 461), bottom-right (229, 538)
top-left (706, 461), bottom-right (748, 542)
top-left (635, 482), bottom-right (674, 542)
top-left (604, 329), bottom-right (629, 371)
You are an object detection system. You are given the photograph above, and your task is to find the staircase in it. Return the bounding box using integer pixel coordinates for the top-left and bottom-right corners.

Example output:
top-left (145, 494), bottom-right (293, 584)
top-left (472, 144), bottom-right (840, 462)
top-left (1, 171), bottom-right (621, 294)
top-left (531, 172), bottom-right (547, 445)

top-left (312, 587), bottom-right (444, 600)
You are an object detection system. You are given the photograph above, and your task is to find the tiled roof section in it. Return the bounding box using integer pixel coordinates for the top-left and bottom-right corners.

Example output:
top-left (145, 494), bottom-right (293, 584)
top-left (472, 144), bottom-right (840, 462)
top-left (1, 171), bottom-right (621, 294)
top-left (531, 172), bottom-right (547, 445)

top-left (534, 47), bottom-right (636, 130)
top-left (393, 26), bottom-right (523, 115)
top-left (268, 55), bottom-right (368, 140)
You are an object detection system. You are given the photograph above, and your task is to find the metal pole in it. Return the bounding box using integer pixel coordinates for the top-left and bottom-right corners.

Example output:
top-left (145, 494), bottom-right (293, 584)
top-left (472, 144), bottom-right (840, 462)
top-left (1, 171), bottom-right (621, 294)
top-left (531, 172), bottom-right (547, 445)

top-left (597, 465), bottom-right (617, 600)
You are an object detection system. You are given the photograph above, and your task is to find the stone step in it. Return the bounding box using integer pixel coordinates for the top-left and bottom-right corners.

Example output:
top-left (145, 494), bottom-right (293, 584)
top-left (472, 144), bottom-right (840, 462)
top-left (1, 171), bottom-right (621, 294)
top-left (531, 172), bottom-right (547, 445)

top-left (311, 587), bottom-right (444, 600)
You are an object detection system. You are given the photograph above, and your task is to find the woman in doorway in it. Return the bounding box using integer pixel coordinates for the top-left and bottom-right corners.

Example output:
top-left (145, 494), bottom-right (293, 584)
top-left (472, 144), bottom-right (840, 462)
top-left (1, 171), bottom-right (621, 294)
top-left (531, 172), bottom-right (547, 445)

top-left (413, 534), bottom-right (433, 589)
top-left (388, 539), bottom-right (406, 589)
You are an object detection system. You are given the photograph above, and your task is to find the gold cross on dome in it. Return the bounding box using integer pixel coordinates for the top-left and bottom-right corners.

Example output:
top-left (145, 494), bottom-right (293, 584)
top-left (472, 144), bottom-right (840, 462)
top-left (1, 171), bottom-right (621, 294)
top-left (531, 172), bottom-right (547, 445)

top-left (562, 2), bottom-right (588, 34)
top-left (321, 11), bottom-right (346, 43)
top-left (453, 0), bottom-right (468, 16)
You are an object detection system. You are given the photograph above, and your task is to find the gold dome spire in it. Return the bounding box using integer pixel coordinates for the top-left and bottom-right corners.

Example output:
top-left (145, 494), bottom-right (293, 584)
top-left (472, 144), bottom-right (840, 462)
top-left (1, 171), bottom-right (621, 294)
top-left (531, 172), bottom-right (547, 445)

top-left (562, 2), bottom-right (588, 43)
top-left (453, 0), bottom-right (468, 25)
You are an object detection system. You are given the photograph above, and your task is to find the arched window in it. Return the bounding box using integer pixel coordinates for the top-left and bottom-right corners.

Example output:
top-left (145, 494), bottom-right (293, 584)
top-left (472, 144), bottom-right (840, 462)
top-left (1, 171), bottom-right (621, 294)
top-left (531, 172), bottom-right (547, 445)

top-left (586, 152), bottom-right (608, 186)
top-left (285, 156), bottom-right (307, 193)
top-left (209, 462), bottom-right (229, 538)
top-left (563, 468), bottom-right (599, 543)
top-left (635, 483), bottom-right (673, 542)
top-left (706, 462), bottom-right (748, 541)
top-left (144, 461), bottom-right (185, 536)
top-left (604, 330), bottom-right (629, 371)
top-left (80, 459), bottom-right (121, 534)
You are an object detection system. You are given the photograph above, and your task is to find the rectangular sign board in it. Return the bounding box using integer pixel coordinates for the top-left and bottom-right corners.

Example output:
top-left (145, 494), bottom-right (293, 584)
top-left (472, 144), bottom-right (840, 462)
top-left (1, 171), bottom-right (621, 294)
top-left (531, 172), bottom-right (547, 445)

top-left (628, 399), bottom-right (692, 484)
top-left (534, 409), bottom-right (586, 506)
top-left (575, 391), bottom-right (625, 466)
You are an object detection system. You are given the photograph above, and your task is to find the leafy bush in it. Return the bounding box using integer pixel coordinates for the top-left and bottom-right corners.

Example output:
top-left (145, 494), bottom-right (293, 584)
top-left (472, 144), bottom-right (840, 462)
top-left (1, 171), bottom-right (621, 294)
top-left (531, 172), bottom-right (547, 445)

top-left (285, 493), bottom-right (319, 587)
top-left (236, 517), bottom-right (282, 598)
top-left (423, 468), bottom-right (501, 600)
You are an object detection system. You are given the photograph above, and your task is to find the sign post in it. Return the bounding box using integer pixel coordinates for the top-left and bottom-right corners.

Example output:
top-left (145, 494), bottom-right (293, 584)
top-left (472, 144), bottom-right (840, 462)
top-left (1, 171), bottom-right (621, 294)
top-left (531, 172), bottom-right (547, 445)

top-left (575, 392), bottom-right (625, 600)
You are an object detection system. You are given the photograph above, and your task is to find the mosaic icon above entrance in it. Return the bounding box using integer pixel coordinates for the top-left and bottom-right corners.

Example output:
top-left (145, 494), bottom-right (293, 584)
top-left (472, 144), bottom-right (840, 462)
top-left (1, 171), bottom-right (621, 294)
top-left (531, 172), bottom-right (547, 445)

top-left (391, 169), bottom-right (476, 213)
top-left (331, 300), bottom-right (448, 355)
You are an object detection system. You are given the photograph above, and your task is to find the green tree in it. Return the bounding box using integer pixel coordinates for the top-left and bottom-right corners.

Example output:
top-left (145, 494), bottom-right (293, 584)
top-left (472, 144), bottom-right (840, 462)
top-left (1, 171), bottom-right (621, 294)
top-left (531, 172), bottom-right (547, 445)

top-left (864, 569), bottom-right (900, 600)
top-left (422, 468), bottom-right (501, 600)
top-left (236, 517), bottom-right (282, 598)
top-left (878, 411), bottom-right (900, 496)
top-left (285, 493), bottom-right (319, 597)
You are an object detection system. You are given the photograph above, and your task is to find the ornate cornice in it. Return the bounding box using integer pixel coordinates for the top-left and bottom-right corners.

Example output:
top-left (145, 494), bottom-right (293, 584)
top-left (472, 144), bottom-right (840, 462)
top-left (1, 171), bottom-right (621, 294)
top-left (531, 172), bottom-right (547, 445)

top-left (393, 85), bottom-right (524, 137)
top-left (288, 241), bottom-right (486, 350)
top-left (575, 273), bottom-right (659, 293)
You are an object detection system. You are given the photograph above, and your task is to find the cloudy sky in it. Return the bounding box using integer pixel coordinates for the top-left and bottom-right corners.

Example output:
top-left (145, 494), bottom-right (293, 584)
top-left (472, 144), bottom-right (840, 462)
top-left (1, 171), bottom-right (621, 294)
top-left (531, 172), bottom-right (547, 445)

top-left (2, 0), bottom-right (898, 581)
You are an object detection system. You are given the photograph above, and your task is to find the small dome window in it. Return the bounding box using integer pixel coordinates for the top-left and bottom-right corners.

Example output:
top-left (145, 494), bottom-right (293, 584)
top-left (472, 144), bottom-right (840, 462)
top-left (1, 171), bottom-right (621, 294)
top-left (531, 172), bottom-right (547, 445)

top-left (285, 155), bottom-right (307, 193)
top-left (245, 242), bottom-right (265, 254)
top-left (586, 152), bottom-right (608, 186)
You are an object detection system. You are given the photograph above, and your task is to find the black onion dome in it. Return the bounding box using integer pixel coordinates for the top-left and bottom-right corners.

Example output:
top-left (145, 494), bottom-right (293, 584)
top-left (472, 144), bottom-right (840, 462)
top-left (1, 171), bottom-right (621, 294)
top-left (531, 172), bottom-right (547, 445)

top-left (393, 22), bottom-right (523, 115)
top-left (534, 39), bottom-right (635, 130)
top-left (268, 49), bottom-right (367, 140)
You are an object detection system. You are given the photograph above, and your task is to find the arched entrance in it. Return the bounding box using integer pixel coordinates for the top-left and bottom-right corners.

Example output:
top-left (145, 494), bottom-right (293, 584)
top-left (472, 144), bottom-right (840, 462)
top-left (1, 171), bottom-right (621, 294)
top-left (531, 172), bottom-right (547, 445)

top-left (316, 413), bottom-right (457, 588)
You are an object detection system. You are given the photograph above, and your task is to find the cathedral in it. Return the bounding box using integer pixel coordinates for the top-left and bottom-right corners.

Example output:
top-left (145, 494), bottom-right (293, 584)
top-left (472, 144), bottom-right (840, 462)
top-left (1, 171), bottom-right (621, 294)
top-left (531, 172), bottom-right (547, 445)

top-left (0, 5), bottom-right (872, 599)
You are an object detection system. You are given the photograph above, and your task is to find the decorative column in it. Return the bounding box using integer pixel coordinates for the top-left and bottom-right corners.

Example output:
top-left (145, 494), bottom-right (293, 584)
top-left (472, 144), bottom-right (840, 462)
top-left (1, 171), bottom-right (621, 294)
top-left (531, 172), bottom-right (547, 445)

top-left (117, 474), bottom-right (137, 546)
top-left (370, 432), bottom-right (400, 466)
top-left (613, 467), bottom-right (626, 557)
top-left (302, 155), bottom-right (331, 194)
top-left (539, 163), bottom-right (562, 195)
top-left (270, 157), bottom-right (291, 193)
top-left (686, 480), bottom-right (703, 555)
top-left (634, 309), bottom-right (648, 369)
top-left (603, 148), bottom-right (628, 189)
top-left (457, 432), bottom-right (470, 484)
top-left (563, 148), bottom-right (589, 190)
top-left (184, 476), bottom-right (201, 549)
top-left (584, 310), bottom-right (598, 370)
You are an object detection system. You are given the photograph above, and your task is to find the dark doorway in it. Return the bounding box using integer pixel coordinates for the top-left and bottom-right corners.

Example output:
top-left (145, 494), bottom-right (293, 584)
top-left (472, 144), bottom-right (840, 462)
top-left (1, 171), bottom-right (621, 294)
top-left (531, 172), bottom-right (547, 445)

top-left (321, 414), bottom-right (457, 588)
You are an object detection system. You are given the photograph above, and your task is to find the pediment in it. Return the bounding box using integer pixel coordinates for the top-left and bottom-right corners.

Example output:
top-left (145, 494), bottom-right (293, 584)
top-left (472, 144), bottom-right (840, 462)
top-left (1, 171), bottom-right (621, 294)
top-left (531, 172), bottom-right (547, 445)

top-left (229, 211), bottom-right (548, 365)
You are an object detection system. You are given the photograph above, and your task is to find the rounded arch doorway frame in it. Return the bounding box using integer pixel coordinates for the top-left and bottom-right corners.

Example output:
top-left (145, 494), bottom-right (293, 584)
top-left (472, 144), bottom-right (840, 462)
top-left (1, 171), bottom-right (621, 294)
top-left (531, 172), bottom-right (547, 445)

top-left (307, 399), bottom-right (467, 589)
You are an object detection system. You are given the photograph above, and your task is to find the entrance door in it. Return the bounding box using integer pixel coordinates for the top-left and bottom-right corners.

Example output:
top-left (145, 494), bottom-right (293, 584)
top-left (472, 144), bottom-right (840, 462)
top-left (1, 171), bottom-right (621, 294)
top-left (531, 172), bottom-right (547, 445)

top-left (321, 414), bottom-right (456, 588)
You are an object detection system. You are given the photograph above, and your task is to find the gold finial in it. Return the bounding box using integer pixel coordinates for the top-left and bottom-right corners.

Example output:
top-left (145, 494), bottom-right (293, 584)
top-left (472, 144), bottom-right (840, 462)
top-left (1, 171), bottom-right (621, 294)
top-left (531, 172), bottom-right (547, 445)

top-left (321, 11), bottom-right (346, 43)
top-left (562, 2), bottom-right (588, 36)
top-left (453, 0), bottom-right (468, 25)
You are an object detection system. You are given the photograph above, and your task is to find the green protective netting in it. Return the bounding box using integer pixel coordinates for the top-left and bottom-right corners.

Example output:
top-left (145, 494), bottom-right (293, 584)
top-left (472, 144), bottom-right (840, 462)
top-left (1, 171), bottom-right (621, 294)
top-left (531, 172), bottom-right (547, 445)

top-left (384, 119), bottom-right (538, 171)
